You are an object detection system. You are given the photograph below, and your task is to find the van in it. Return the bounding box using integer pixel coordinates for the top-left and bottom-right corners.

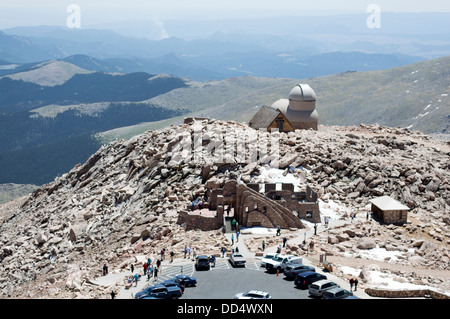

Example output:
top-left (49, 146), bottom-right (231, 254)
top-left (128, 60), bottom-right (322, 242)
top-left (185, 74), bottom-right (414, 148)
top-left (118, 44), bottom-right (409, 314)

top-left (294, 272), bottom-right (327, 289)
top-left (308, 279), bottom-right (339, 297)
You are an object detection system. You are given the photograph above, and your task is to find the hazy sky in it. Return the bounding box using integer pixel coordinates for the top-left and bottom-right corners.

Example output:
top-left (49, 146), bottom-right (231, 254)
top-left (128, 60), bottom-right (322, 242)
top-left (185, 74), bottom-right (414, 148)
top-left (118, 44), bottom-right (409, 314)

top-left (1, 0), bottom-right (449, 28)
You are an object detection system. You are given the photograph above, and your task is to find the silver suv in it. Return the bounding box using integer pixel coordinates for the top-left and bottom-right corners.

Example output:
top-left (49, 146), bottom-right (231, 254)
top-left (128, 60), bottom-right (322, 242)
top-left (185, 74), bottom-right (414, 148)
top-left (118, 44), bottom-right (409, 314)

top-left (308, 279), bottom-right (339, 297)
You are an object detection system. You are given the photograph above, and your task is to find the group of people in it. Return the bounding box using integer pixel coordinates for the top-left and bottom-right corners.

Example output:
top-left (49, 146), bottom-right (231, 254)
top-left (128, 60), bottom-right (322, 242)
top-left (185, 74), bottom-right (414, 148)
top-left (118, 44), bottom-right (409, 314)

top-left (126, 256), bottom-right (163, 287)
top-left (183, 245), bottom-right (197, 260)
top-left (349, 277), bottom-right (359, 291)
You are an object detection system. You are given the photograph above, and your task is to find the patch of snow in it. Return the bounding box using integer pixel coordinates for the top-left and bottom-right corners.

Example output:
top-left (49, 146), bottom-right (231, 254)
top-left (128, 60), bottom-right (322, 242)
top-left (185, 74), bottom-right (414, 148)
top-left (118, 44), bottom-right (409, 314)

top-left (318, 199), bottom-right (350, 221)
top-left (240, 227), bottom-right (277, 235)
top-left (341, 266), bottom-right (361, 277)
top-left (424, 104), bottom-right (431, 110)
top-left (254, 167), bottom-right (303, 191)
top-left (367, 270), bottom-right (431, 291)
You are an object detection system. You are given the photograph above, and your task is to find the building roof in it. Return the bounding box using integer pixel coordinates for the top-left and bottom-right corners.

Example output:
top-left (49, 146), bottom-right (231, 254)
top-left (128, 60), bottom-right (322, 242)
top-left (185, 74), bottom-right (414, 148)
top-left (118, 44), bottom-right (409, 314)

top-left (248, 105), bottom-right (291, 129)
top-left (369, 196), bottom-right (410, 211)
top-left (289, 84), bottom-right (316, 102)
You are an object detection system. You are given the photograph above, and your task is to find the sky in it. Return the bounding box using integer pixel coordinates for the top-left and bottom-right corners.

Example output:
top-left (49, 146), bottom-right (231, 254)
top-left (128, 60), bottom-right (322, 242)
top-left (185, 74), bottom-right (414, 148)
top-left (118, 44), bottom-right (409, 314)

top-left (1, 0), bottom-right (450, 29)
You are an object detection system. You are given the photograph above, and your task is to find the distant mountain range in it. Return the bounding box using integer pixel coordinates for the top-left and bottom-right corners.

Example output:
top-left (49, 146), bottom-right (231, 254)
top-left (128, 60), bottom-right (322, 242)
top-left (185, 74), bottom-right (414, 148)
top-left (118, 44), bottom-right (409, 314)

top-left (0, 24), bottom-right (433, 81)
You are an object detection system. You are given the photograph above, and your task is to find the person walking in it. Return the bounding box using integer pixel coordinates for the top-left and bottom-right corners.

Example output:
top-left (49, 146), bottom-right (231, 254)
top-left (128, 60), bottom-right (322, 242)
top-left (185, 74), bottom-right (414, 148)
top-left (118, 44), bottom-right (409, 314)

top-left (282, 237), bottom-right (287, 248)
top-left (231, 234), bottom-right (234, 245)
top-left (354, 278), bottom-right (358, 291)
top-left (170, 251), bottom-right (174, 263)
top-left (143, 262), bottom-right (148, 276)
top-left (130, 264), bottom-right (134, 274)
top-left (349, 277), bottom-right (355, 291)
top-left (262, 240), bottom-right (265, 252)
top-left (236, 231), bottom-right (239, 242)
top-left (103, 264), bottom-right (108, 276)
top-left (147, 264), bottom-right (153, 281)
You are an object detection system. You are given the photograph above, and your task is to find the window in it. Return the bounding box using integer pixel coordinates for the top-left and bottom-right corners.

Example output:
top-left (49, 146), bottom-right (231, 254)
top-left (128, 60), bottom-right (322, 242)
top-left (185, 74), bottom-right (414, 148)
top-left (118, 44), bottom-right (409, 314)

top-left (276, 118), bottom-right (284, 130)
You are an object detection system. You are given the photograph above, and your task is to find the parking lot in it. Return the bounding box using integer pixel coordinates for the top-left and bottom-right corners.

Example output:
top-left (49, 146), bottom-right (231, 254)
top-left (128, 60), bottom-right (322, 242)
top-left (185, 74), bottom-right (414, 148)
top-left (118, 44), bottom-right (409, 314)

top-left (149, 258), bottom-right (314, 299)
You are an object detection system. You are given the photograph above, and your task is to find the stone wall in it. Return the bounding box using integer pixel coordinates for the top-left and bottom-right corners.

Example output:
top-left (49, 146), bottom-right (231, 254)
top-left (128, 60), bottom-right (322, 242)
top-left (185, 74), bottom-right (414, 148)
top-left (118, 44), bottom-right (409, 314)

top-left (372, 204), bottom-right (408, 224)
top-left (265, 184), bottom-right (321, 224)
top-left (291, 121), bottom-right (318, 131)
top-left (177, 210), bottom-right (223, 231)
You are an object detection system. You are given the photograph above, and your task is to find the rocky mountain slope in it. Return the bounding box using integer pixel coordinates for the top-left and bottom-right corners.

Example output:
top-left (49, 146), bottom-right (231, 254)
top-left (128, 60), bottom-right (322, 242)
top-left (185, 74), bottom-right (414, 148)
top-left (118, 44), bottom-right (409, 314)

top-left (0, 119), bottom-right (449, 298)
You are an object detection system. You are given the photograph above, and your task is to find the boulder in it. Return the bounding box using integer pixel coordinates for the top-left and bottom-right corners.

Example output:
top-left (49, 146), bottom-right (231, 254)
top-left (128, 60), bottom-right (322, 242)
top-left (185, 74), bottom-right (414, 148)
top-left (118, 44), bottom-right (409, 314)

top-left (356, 238), bottom-right (376, 249)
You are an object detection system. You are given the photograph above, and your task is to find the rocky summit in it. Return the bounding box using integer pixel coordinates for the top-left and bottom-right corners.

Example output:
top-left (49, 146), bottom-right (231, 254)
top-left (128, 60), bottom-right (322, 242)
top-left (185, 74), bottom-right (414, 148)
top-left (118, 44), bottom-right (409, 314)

top-left (0, 119), bottom-right (449, 298)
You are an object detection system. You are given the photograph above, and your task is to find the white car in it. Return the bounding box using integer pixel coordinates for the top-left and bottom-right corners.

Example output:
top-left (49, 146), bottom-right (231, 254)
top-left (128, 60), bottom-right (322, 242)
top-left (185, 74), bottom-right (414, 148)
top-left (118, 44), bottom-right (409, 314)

top-left (234, 290), bottom-right (272, 299)
top-left (260, 252), bottom-right (278, 267)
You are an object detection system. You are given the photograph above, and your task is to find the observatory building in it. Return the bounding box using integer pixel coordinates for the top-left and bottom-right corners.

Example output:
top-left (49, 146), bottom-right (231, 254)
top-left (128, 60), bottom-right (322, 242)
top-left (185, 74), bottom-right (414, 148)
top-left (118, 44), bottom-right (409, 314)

top-left (249, 83), bottom-right (318, 131)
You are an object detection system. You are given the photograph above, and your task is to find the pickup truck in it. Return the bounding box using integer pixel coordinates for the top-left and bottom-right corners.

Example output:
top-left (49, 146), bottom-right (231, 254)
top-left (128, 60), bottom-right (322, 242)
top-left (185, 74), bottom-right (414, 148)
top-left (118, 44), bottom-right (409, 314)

top-left (134, 284), bottom-right (183, 299)
top-left (265, 254), bottom-right (298, 273)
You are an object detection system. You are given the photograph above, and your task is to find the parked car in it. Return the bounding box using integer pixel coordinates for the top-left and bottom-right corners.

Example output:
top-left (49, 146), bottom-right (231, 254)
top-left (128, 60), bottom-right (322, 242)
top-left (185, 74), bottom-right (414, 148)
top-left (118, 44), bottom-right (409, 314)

top-left (308, 280), bottom-right (339, 297)
top-left (195, 255), bottom-right (210, 270)
top-left (229, 253), bottom-right (246, 267)
top-left (234, 290), bottom-right (272, 299)
top-left (260, 253), bottom-right (278, 267)
top-left (172, 275), bottom-right (197, 287)
top-left (160, 279), bottom-right (185, 293)
top-left (323, 287), bottom-right (354, 299)
top-left (294, 271), bottom-right (327, 289)
top-left (283, 265), bottom-right (315, 279)
top-left (265, 254), bottom-right (295, 273)
top-left (134, 284), bottom-right (183, 299)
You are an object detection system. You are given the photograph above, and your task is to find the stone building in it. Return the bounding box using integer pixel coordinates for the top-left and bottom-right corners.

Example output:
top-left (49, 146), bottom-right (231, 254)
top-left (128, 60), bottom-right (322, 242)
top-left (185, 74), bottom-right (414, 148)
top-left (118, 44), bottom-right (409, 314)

top-left (202, 179), bottom-right (320, 230)
top-left (369, 195), bottom-right (410, 224)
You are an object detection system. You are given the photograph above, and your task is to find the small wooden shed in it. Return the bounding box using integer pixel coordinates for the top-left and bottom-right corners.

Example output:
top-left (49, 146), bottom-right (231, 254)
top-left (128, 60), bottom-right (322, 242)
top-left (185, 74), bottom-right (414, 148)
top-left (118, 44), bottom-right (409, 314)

top-left (248, 106), bottom-right (295, 132)
top-left (369, 195), bottom-right (410, 224)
